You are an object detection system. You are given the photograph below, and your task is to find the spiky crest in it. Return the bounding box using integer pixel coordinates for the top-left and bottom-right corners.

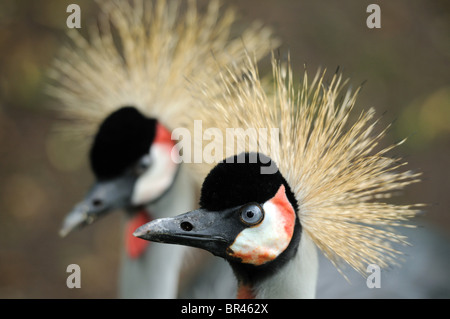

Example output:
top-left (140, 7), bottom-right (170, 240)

top-left (47, 0), bottom-right (277, 143)
top-left (190, 53), bottom-right (423, 276)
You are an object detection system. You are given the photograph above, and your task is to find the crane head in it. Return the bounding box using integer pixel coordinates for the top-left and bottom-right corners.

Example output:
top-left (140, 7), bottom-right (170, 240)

top-left (59, 106), bottom-right (178, 237)
top-left (134, 153), bottom-right (302, 283)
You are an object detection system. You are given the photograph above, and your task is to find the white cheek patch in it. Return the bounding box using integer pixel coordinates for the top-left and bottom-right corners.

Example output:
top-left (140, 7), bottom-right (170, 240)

top-left (228, 185), bottom-right (296, 266)
top-left (131, 143), bottom-right (178, 205)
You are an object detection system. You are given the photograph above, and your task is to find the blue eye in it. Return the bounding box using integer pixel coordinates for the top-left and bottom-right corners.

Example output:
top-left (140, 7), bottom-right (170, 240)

top-left (239, 203), bottom-right (264, 226)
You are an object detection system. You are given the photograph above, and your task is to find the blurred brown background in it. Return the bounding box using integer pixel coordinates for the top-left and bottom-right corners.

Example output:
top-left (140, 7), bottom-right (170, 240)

top-left (0, 0), bottom-right (449, 298)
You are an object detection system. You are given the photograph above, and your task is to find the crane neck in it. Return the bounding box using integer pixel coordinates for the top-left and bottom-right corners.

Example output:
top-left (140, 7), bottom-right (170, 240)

top-left (119, 163), bottom-right (197, 298)
top-left (255, 231), bottom-right (318, 298)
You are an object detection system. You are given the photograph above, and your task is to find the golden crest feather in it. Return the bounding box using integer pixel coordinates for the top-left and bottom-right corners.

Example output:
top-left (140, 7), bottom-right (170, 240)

top-left (189, 53), bottom-right (423, 275)
top-left (46, 0), bottom-right (278, 142)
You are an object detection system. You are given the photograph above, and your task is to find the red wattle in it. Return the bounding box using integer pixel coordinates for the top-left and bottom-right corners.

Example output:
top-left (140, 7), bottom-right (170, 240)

top-left (237, 284), bottom-right (256, 299)
top-left (125, 211), bottom-right (152, 259)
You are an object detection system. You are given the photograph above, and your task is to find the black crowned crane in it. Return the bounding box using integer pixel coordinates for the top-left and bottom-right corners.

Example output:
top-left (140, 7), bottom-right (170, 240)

top-left (47, 0), bottom-right (277, 298)
top-left (134, 55), bottom-right (423, 298)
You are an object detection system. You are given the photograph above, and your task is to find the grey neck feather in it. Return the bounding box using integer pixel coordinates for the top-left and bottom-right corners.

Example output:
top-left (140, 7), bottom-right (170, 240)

top-left (118, 164), bottom-right (196, 298)
top-left (252, 231), bottom-right (319, 298)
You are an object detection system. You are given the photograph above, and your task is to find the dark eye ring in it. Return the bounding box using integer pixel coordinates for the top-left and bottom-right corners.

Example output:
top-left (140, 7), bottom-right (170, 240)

top-left (239, 203), bottom-right (264, 226)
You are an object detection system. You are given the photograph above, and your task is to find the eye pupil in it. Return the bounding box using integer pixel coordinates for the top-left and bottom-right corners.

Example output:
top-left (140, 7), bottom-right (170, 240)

top-left (240, 204), bottom-right (264, 226)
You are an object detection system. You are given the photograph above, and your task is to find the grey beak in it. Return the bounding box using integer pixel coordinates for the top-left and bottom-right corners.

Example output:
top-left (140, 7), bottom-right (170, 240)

top-left (59, 201), bottom-right (94, 237)
top-left (59, 173), bottom-right (137, 237)
top-left (133, 208), bottom-right (238, 258)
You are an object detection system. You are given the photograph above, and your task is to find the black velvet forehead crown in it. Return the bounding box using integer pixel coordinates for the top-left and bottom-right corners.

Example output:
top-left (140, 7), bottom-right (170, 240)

top-left (90, 106), bottom-right (157, 180)
top-left (199, 152), bottom-right (298, 212)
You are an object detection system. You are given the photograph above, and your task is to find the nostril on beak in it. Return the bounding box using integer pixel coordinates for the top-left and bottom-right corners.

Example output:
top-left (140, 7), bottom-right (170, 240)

top-left (92, 198), bottom-right (103, 208)
top-left (180, 221), bottom-right (193, 232)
